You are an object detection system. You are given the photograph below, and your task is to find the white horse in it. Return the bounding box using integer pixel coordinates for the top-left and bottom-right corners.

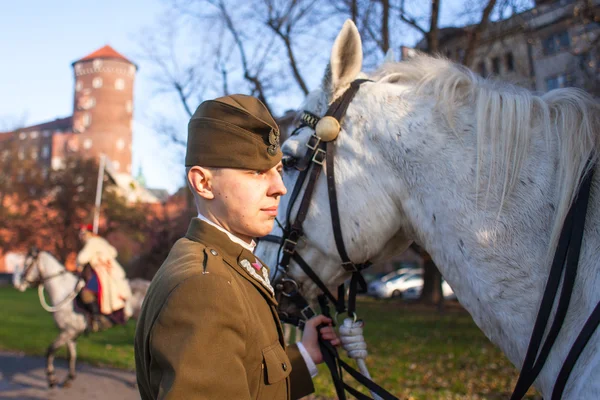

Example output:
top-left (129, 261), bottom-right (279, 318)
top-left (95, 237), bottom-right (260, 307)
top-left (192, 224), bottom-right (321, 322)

top-left (255, 20), bottom-right (600, 399)
top-left (12, 249), bottom-right (148, 388)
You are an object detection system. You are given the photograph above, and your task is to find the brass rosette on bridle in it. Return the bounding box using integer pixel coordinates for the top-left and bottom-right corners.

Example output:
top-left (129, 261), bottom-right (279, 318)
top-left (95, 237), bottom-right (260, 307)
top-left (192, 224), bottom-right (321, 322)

top-left (315, 116), bottom-right (341, 142)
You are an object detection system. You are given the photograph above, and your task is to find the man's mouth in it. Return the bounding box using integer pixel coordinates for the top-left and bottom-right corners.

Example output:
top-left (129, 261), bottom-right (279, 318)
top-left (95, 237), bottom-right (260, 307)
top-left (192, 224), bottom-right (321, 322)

top-left (261, 206), bottom-right (278, 216)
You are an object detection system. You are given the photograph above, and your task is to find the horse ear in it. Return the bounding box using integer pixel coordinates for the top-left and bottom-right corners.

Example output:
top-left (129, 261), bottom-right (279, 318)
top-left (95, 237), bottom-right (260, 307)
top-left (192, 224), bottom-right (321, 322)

top-left (328, 20), bottom-right (363, 100)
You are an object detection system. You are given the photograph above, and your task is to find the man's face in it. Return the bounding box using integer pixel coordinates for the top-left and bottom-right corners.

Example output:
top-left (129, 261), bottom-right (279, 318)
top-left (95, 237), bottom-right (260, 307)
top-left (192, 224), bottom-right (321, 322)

top-left (209, 162), bottom-right (286, 242)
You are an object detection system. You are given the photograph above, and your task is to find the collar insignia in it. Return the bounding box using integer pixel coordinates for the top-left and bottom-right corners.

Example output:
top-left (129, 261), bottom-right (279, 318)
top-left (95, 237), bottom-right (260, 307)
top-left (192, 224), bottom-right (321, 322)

top-left (240, 259), bottom-right (274, 296)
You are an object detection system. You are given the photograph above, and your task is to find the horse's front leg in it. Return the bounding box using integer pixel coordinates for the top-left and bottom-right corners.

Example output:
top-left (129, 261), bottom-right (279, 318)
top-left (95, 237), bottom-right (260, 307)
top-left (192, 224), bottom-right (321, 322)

top-left (61, 338), bottom-right (78, 387)
top-left (46, 331), bottom-right (70, 388)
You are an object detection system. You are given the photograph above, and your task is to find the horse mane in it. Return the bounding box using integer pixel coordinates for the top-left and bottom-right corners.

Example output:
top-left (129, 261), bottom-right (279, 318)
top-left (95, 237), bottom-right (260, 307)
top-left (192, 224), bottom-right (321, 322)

top-left (372, 54), bottom-right (600, 256)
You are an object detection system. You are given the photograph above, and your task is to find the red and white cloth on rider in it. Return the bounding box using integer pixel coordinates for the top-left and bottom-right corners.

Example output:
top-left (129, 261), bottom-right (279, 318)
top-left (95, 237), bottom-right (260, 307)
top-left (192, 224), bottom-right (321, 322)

top-left (77, 236), bottom-right (132, 315)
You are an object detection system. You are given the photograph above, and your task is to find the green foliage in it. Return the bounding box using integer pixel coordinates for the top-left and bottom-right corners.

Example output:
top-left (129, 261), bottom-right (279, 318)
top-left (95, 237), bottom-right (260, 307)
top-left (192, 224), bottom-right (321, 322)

top-left (1, 155), bottom-right (151, 265)
top-left (0, 288), bottom-right (539, 398)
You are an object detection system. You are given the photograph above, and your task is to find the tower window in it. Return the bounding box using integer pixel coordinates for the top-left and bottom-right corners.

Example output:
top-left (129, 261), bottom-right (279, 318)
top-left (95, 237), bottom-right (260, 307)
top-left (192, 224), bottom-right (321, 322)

top-left (112, 160), bottom-right (121, 171)
top-left (93, 59), bottom-right (103, 70)
top-left (19, 132), bottom-right (27, 140)
top-left (115, 78), bottom-right (125, 90)
top-left (93, 77), bottom-right (103, 88)
top-left (83, 138), bottom-right (92, 149)
top-left (76, 80), bottom-right (83, 91)
top-left (30, 131), bottom-right (39, 139)
top-left (83, 113), bottom-right (92, 127)
top-left (126, 101), bottom-right (132, 113)
top-left (116, 138), bottom-right (125, 150)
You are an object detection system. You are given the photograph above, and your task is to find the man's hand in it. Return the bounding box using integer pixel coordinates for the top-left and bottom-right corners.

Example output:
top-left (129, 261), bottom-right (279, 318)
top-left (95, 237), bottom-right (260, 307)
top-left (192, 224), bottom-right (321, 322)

top-left (301, 315), bottom-right (340, 364)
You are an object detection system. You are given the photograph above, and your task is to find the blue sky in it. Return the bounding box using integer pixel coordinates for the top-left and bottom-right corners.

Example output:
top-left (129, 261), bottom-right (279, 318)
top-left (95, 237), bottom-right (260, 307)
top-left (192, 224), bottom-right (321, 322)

top-left (0, 0), bottom-right (516, 193)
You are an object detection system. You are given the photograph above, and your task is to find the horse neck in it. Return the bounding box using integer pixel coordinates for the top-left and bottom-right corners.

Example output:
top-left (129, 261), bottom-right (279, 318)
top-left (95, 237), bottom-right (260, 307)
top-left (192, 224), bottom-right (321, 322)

top-left (39, 253), bottom-right (78, 305)
top-left (386, 119), bottom-right (600, 397)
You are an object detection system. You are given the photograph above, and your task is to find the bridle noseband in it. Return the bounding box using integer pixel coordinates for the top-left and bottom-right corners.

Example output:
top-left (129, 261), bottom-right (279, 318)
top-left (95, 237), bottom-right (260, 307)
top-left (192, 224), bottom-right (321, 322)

top-left (262, 79), bottom-right (372, 326)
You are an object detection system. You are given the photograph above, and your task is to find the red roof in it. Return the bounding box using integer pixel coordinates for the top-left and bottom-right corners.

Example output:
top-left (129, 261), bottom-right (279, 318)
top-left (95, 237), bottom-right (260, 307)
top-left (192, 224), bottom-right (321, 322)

top-left (74, 45), bottom-right (134, 65)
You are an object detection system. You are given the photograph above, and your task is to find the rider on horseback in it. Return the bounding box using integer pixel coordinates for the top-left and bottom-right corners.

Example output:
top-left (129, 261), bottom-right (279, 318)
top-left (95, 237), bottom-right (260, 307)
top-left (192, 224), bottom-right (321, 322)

top-left (77, 224), bottom-right (131, 332)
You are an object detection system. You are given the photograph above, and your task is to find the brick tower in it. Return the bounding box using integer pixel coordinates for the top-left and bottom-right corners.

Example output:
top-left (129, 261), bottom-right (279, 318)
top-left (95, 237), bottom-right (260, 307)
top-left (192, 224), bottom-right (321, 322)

top-left (71, 45), bottom-right (137, 173)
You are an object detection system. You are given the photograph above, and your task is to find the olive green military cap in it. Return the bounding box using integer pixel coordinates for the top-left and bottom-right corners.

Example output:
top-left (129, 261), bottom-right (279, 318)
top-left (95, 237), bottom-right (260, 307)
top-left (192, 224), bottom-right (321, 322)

top-left (185, 94), bottom-right (282, 170)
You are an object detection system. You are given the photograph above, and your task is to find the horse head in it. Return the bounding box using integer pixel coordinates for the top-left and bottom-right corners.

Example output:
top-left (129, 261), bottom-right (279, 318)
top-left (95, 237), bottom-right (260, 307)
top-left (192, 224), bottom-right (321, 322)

top-left (256, 20), bottom-right (415, 318)
top-left (14, 247), bottom-right (43, 291)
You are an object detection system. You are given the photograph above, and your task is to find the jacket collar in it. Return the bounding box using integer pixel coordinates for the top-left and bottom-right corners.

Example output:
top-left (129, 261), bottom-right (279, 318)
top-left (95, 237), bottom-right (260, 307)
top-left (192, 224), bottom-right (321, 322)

top-left (185, 218), bottom-right (276, 303)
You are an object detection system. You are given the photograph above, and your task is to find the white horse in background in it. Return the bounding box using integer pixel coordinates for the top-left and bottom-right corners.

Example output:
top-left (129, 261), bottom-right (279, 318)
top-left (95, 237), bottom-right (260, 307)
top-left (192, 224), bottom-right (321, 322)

top-left (255, 21), bottom-right (599, 399)
top-left (12, 249), bottom-right (148, 388)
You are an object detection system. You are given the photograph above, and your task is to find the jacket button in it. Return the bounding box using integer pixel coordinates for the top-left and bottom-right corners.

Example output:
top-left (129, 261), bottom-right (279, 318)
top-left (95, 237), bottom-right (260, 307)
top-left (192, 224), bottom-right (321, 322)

top-left (210, 249), bottom-right (218, 256)
top-left (282, 362), bottom-right (287, 371)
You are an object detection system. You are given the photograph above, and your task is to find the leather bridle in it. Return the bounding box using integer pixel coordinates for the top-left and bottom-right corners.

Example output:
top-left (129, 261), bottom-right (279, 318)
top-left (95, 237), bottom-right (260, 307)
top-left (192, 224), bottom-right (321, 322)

top-left (19, 248), bottom-right (69, 288)
top-left (261, 79), bottom-right (372, 327)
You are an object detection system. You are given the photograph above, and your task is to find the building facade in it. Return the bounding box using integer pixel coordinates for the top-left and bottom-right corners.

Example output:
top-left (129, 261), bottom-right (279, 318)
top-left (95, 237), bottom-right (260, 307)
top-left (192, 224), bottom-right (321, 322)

top-left (414, 0), bottom-right (599, 94)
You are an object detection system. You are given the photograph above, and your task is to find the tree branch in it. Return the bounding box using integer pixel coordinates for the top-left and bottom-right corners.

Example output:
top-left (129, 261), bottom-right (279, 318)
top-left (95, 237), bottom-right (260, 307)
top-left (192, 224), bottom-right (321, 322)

top-left (462, 0), bottom-right (497, 66)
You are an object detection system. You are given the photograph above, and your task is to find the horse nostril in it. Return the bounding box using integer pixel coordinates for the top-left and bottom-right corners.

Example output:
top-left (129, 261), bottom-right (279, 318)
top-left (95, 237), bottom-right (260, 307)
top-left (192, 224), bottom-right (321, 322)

top-left (282, 156), bottom-right (297, 170)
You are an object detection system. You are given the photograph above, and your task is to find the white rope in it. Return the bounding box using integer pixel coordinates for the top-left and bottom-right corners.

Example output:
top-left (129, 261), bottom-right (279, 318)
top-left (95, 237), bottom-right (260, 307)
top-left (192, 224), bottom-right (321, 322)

top-left (38, 280), bottom-right (85, 313)
top-left (339, 317), bottom-right (383, 400)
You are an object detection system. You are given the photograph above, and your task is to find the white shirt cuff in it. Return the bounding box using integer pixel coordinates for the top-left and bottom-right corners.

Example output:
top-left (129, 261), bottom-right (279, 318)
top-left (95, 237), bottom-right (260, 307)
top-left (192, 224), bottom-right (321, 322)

top-left (296, 342), bottom-right (318, 378)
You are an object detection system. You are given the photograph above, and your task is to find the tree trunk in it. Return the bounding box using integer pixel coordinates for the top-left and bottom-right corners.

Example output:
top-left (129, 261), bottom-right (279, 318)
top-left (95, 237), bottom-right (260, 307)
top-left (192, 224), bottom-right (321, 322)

top-left (380, 0), bottom-right (390, 53)
top-left (411, 243), bottom-right (444, 308)
top-left (427, 0), bottom-right (440, 54)
top-left (420, 255), bottom-right (444, 307)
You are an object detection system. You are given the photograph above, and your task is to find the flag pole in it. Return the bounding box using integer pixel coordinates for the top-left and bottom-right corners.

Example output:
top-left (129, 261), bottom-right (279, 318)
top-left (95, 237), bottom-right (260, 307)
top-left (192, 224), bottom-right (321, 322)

top-left (93, 154), bottom-right (106, 234)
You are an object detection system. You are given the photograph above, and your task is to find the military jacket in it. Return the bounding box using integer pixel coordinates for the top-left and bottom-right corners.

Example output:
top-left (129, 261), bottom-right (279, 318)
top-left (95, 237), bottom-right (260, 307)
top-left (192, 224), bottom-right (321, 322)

top-left (134, 218), bottom-right (314, 399)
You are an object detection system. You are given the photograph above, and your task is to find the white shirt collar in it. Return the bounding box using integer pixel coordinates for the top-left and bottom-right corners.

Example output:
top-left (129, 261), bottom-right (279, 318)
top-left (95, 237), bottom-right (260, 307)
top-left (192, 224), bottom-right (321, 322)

top-left (197, 213), bottom-right (256, 253)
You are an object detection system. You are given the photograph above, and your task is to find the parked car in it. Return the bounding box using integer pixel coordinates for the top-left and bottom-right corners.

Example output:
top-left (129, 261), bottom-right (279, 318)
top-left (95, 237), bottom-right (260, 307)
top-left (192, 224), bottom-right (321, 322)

top-left (401, 279), bottom-right (456, 300)
top-left (368, 270), bottom-right (456, 300)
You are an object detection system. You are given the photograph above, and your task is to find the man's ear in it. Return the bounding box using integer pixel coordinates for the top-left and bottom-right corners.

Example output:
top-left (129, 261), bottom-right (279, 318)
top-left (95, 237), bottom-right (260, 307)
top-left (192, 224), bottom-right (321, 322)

top-left (188, 166), bottom-right (215, 200)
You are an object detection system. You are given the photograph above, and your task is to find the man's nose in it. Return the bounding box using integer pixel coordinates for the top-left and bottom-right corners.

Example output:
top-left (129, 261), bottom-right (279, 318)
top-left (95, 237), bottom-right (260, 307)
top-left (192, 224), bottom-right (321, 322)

top-left (270, 172), bottom-right (287, 196)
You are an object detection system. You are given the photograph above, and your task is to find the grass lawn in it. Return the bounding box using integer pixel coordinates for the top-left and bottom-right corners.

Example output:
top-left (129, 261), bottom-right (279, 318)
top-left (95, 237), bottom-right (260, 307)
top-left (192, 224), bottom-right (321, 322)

top-left (0, 286), bottom-right (539, 399)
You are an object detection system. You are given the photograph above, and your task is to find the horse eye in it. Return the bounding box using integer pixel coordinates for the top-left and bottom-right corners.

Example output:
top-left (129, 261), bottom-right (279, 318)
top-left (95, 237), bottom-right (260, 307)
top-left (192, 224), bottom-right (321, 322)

top-left (282, 156), bottom-right (297, 170)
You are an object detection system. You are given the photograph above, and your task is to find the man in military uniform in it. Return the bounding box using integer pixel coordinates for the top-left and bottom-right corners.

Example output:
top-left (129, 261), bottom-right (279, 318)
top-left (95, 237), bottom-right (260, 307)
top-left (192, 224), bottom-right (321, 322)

top-left (134, 94), bottom-right (339, 400)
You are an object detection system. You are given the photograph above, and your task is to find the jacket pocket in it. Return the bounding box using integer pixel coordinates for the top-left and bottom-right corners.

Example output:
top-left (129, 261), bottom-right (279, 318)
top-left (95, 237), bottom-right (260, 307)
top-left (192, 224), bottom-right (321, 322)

top-left (262, 342), bottom-right (292, 384)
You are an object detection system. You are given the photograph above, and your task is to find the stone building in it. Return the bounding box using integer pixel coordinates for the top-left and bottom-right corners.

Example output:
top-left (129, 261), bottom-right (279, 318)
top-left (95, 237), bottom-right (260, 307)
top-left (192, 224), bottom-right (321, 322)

top-left (413, 0), bottom-right (599, 94)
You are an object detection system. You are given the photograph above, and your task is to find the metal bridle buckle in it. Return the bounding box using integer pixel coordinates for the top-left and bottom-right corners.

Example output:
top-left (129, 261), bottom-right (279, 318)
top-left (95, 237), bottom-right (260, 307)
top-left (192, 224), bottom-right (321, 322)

top-left (282, 239), bottom-right (297, 254)
top-left (301, 306), bottom-right (316, 320)
top-left (279, 278), bottom-right (299, 297)
top-left (341, 261), bottom-right (358, 272)
top-left (306, 134), bottom-right (321, 150)
top-left (312, 148), bottom-right (326, 165)
top-left (335, 311), bottom-right (358, 324)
